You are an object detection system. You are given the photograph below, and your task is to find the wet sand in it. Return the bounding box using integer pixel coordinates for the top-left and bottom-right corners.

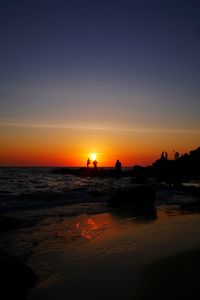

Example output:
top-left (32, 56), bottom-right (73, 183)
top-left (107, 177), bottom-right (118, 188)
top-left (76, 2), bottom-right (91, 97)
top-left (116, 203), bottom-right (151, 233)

top-left (26, 207), bottom-right (200, 300)
top-left (134, 248), bottom-right (200, 300)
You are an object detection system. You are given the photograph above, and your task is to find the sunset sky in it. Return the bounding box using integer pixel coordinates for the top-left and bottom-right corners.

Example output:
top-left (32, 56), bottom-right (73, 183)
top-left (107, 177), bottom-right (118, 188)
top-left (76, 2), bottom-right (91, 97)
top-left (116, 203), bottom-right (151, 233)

top-left (0, 0), bottom-right (200, 166)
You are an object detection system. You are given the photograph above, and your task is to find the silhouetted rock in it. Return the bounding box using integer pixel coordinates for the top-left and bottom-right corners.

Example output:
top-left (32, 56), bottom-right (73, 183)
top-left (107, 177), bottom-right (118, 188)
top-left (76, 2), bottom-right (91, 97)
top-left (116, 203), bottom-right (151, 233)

top-left (0, 251), bottom-right (38, 300)
top-left (107, 186), bottom-right (155, 207)
top-left (132, 165), bottom-right (155, 179)
top-left (147, 146), bottom-right (200, 184)
top-left (0, 214), bottom-right (22, 231)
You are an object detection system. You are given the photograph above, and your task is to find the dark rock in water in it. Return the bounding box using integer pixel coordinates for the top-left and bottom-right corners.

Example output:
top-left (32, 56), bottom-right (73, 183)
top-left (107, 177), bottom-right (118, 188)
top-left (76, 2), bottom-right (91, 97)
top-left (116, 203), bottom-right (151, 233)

top-left (0, 214), bottom-right (22, 231)
top-left (0, 251), bottom-right (38, 300)
top-left (107, 186), bottom-right (155, 207)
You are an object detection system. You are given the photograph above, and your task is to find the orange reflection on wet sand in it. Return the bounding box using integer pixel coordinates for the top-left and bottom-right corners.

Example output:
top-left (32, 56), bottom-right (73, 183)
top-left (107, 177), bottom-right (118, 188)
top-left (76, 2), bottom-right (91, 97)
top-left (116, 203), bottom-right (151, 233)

top-left (79, 216), bottom-right (107, 239)
top-left (53, 214), bottom-right (112, 242)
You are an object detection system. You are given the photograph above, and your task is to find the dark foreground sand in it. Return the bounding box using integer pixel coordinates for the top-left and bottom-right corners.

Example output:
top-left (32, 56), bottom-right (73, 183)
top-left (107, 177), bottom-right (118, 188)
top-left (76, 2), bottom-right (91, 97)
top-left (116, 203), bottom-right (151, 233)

top-left (134, 248), bottom-right (200, 300)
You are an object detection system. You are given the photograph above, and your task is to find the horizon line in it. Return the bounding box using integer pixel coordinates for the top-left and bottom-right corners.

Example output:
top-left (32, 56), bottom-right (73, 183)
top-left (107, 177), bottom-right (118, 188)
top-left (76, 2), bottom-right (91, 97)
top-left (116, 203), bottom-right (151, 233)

top-left (0, 165), bottom-right (136, 168)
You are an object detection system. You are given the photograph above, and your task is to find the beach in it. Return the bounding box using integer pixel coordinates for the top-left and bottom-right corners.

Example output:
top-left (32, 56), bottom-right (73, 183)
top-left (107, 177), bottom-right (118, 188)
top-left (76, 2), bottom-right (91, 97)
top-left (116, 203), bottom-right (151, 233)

top-left (1, 0), bottom-right (200, 298)
top-left (134, 248), bottom-right (200, 300)
top-left (27, 210), bottom-right (200, 300)
top-left (1, 168), bottom-right (200, 299)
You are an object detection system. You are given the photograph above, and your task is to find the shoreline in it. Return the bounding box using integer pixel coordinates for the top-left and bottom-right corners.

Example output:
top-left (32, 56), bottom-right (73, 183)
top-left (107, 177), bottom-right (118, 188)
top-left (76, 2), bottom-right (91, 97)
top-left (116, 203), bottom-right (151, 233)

top-left (2, 206), bottom-right (200, 299)
top-left (1, 166), bottom-right (200, 299)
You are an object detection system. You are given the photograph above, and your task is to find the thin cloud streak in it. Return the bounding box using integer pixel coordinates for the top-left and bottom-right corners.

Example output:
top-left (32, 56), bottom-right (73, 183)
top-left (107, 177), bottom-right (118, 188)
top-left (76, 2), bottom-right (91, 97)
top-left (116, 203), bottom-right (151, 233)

top-left (0, 120), bottom-right (200, 133)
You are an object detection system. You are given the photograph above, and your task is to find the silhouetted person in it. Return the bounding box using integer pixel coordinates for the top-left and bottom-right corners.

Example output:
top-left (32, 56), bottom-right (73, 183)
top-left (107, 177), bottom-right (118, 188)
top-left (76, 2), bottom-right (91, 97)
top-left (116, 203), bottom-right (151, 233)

top-left (93, 160), bottom-right (98, 168)
top-left (161, 151), bottom-right (165, 160)
top-left (175, 151), bottom-right (179, 160)
top-left (87, 158), bottom-right (91, 168)
top-left (165, 152), bottom-right (168, 160)
top-left (115, 159), bottom-right (122, 172)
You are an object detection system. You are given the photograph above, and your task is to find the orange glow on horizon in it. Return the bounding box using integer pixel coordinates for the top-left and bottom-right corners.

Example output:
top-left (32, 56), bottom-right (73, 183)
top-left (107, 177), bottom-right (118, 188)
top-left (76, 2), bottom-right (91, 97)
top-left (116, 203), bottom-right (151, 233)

top-left (0, 123), bottom-right (200, 167)
top-left (0, 145), bottom-right (199, 167)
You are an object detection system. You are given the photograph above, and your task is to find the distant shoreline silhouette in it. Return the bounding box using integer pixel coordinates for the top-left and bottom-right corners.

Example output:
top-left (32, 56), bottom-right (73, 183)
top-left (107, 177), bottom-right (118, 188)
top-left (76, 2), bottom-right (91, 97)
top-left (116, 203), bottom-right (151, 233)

top-left (53, 147), bottom-right (200, 183)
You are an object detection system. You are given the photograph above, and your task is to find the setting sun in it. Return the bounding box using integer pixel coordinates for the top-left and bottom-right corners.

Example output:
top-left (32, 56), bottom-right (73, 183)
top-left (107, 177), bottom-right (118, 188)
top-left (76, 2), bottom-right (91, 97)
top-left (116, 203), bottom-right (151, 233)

top-left (90, 153), bottom-right (97, 161)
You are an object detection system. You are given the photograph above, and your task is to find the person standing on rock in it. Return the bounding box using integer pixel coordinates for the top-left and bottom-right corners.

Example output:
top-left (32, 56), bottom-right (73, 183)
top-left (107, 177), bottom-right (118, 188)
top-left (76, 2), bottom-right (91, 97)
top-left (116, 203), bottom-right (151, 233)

top-left (87, 158), bottom-right (91, 168)
top-left (165, 152), bottom-right (168, 160)
top-left (115, 159), bottom-right (122, 172)
top-left (161, 151), bottom-right (165, 160)
top-left (93, 160), bottom-right (98, 168)
top-left (175, 151), bottom-right (179, 160)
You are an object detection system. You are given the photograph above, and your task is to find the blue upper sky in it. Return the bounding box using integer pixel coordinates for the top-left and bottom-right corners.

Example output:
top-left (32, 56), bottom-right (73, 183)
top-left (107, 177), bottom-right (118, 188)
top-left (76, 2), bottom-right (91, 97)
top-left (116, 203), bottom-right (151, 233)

top-left (1, 0), bottom-right (200, 131)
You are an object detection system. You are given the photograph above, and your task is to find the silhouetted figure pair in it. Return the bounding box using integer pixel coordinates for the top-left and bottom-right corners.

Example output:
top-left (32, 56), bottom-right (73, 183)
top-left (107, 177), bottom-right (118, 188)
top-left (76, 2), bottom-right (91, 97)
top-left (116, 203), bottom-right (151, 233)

top-left (161, 151), bottom-right (168, 160)
top-left (115, 159), bottom-right (122, 172)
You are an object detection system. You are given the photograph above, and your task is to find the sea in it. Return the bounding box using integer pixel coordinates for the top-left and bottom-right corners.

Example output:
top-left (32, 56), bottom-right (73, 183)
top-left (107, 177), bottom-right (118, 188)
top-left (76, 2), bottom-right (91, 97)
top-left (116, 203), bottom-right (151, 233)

top-left (1, 167), bottom-right (200, 300)
top-left (0, 167), bottom-right (133, 213)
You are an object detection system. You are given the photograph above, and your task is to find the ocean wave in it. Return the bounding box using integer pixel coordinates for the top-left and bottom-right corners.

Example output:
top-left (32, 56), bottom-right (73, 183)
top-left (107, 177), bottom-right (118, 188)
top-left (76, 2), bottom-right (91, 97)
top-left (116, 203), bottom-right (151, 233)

top-left (0, 167), bottom-right (132, 213)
